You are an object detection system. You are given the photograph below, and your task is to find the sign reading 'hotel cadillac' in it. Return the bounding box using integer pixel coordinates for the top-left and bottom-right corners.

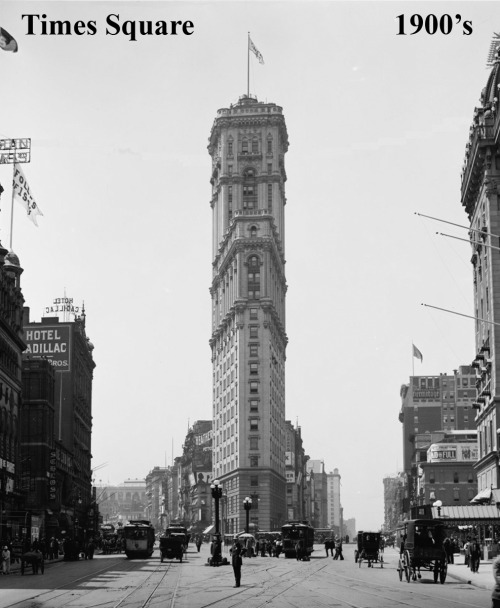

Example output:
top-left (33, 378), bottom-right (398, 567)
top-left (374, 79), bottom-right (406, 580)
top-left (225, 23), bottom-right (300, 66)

top-left (24, 325), bottom-right (71, 371)
top-left (44, 297), bottom-right (80, 316)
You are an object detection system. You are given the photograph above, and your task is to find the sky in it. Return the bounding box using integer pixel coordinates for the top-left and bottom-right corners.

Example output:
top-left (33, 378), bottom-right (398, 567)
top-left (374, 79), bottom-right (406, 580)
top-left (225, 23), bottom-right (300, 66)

top-left (1, 0), bottom-right (498, 531)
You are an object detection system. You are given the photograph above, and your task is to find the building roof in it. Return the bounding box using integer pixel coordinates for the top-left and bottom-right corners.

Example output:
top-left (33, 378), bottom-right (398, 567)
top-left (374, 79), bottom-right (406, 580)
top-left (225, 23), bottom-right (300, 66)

top-left (431, 504), bottom-right (500, 524)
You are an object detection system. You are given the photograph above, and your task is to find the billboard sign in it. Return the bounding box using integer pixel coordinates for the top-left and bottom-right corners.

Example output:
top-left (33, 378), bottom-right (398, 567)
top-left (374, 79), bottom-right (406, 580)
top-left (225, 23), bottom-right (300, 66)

top-left (24, 325), bottom-right (71, 371)
top-left (428, 442), bottom-right (478, 463)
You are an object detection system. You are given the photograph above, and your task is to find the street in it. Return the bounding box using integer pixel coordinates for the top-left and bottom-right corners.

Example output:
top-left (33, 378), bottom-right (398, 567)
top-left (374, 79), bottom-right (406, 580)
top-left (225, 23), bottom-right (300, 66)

top-left (0, 544), bottom-right (493, 608)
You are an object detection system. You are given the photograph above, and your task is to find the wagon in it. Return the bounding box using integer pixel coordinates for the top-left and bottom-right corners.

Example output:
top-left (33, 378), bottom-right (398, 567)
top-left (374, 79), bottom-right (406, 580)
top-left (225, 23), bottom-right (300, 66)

top-left (20, 550), bottom-right (44, 574)
top-left (354, 531), bottom-right (383, 568)
top-left (397, 519), bottom-right (447, 584)
top-left (160, 534), bottom-right (185, 562)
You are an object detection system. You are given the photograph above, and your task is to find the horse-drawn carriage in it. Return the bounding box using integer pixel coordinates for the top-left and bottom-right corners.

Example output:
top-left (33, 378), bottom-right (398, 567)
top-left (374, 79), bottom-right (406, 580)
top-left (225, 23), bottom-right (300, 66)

top-left (354, 531), bottom-right (383, 568)
top-left (20, 550), bottom-right (44, 574)
top-left (160, 525), bottom-right (188, 563)
top-left (397, 519), bottom-right (447, 584)
top-left (160, 535), bottom-right (185, 562)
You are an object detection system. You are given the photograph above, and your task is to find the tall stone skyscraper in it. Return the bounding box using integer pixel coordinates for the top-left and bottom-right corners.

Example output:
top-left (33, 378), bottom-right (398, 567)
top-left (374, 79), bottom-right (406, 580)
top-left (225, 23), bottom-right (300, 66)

top-left (208, 94), bottom-right (289, 531)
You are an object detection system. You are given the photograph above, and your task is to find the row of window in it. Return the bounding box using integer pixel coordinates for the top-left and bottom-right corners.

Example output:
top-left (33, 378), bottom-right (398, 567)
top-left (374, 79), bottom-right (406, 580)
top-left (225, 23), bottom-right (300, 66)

top-left (227, 138), bottom-right (273, 156)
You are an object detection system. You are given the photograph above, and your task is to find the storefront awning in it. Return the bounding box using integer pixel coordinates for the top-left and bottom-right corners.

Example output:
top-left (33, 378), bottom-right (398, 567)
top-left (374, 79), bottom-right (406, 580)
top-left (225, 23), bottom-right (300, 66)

top-left (470, 488), bottom-right (492, 504)
top-left (432, 504), bottom-right (500, 525)
top-left (203, 525), bottom-right (214, 534)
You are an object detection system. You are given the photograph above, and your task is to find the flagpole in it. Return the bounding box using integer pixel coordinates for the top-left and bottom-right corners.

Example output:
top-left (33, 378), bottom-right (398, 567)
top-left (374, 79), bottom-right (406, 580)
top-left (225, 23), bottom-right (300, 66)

top-left (247, 32), bottom-right (250, 97)
top-left (9, 164), bottom-right (15, 249)
top-left (412, 342), bottom-right (414, 376)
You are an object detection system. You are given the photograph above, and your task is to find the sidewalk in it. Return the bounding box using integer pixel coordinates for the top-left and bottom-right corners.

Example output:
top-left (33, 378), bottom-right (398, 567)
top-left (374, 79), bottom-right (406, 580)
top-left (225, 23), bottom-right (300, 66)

top-left (446, 556), bottom-right (494, 590)
top-left (2, 553), bottom-right (65, 576)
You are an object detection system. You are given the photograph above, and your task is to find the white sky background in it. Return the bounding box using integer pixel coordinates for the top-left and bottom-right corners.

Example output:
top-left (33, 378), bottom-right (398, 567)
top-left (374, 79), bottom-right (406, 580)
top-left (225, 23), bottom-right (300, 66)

top-left (1, 0), bottom-right (498, 530)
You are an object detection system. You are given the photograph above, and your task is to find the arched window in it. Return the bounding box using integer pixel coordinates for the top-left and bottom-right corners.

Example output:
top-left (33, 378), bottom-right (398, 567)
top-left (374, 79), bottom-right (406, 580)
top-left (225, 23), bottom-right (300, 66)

top-left (250, 225), bottom-right (258, 237)
top-left (247, 256), bottom-right (261, 300)
top-left (243, 168), bottom-right (257, 210)
top-left (242, 139), bottom-right (249, 154)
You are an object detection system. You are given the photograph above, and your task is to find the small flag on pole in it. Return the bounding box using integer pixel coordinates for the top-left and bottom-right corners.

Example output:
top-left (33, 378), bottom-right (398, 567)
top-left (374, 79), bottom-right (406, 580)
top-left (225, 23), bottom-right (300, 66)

top-left (249, 36), bottom-right (264, 65)
top-left (412, 344), bottom-right (423, 362)
top-left (12, 164), bottom-right (43, 226)
top-left (0, 27), bottom-right (18, 53)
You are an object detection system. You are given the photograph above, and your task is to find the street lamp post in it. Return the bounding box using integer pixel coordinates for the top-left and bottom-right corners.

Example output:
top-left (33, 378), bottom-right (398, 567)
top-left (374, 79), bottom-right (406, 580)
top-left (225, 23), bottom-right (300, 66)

top-left (243, 497), bottom-right (252, 534)
top-left (211, 479), bottom-right (222, 565)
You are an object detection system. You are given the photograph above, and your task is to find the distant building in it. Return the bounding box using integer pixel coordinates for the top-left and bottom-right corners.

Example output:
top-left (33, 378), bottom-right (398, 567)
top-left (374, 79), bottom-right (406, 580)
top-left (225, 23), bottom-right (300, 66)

top-left (97, 479), bottom-right (146, 526)
top-left (383, 474), bottom-right (404, 532)
top-left (306, 460), bottom-right (328, 528)
top-left (284, 421), bottom-right (308, 522)
top-left (327, 469), bottom-right (342, 534)
top-left (177, 421), bottom-right (213, 533)
top-left (343, 517), bottom-right (356, 540)
top-left (145, 467), bottom-right (168, 531)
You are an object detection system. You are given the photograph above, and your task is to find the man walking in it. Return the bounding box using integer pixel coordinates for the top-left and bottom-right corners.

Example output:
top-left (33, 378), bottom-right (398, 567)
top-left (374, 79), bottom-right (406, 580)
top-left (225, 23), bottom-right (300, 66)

top-left (232, 540), bottom-right (243, 587)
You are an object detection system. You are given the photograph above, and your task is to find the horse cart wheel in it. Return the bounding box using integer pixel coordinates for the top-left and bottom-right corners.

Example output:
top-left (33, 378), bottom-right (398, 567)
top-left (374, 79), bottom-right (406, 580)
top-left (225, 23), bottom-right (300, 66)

top-left (398, 558), bottom-right (403, 581)
top-left (354, 550), bottom-right (358, 563)
top-left (403, 551), bottom-right (411, 583)
top-left (433, 562), bottom-right (439, 583)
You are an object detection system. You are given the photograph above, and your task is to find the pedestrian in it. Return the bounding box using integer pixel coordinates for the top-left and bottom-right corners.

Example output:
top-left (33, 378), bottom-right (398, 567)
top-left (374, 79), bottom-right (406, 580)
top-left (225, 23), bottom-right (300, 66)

top-left (2, 545), bottom-right (11, 575)
top-left (232, 540), bottom-right (243, 587)
top-left (469, 537), bottom-right (481, 573)
top-left (196, 535), bottom-right (202, 552)
top-left (492, 554), bottom-right (500, 608)
top-left (333, 537), bottom-right (344, 560)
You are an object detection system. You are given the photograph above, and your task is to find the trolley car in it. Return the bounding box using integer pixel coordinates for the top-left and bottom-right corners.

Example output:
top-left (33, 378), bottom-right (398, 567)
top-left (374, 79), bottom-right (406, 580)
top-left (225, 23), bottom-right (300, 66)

top-left (397, 519), bottom-right (447, 584)
top-left (354, 531), bottom-right (383, 568)
top-left (281, 520), bottom-right (314, 560)
top-left (123, 520), bottom-right (155, 558)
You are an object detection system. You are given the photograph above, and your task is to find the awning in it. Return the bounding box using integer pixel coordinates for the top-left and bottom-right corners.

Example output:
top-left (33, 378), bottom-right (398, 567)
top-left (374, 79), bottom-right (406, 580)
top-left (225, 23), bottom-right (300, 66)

top-left (470, 488), bottom-right (492, 504)
top-left (203, 525), bottom-right (214, 534)
top-left (432, 504), bottom-right (500, 524)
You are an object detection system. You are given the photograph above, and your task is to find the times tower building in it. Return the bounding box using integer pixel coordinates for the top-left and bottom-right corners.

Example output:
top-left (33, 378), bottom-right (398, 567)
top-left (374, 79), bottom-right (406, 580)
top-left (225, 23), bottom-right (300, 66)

top-left (208, 95), bottom-right (289, 531)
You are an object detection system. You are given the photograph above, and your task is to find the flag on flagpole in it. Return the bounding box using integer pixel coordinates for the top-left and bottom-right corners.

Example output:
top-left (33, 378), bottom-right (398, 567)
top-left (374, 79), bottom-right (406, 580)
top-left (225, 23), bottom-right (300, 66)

top-left (249, 36), bottom-right (264, 64)
top-left (412, 344), bottom-right (423, 362)
top-left (12, 164), bottom-right (43, 226)
top-left (0, 27), bottom-right (18, 53)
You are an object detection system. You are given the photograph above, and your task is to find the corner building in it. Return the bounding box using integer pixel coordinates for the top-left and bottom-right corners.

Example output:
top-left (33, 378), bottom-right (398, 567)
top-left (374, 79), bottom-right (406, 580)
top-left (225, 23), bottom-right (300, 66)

top-left (461, 48), bottom-right (500, 492)
top-left (208, 95), bottom-right (289, 531)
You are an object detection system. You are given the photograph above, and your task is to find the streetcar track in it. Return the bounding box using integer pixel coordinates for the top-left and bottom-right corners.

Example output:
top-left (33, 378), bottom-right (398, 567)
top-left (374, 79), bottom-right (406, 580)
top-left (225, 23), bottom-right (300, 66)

top-left (300, 560), bottom-right (487, 608)
top-left (3, 557), bottom-right (137, 608)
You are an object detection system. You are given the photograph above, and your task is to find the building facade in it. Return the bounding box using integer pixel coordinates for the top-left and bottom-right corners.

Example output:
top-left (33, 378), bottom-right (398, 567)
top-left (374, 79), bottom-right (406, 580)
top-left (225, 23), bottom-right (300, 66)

top-left (383, 474), bottom-right (404, 533)
top-left (208, 94), bottom-right (289, 531)
top-left (417, 432), bottom-right (478, 505)
top-left (145, 467), bottom-right (168, 532)
top-left (306, 460), bottom-right (328, 528)
top-left (0, 247), bottom-right (26, 542)
top-left (23, 308), bottom-right (95, 539)
top-left (284, 420), bottom-right (308, 522)
top-left (326, 468), bottom-right (342, 535)
top-left (461, 48), bottom-right (500, 492)
top-left (97, 480), bottom-right (147, 526)
top-left (399, 367), bottom-right (476, 515)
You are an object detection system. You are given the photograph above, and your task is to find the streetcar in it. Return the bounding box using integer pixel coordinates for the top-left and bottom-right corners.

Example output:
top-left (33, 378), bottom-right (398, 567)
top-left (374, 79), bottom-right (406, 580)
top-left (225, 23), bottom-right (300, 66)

top-left (123, 519), bottom-right (155, 558)
top-left (396, 519), bottom-right (447, 584)
top-left (281, 520), bottom-right (314, 560)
